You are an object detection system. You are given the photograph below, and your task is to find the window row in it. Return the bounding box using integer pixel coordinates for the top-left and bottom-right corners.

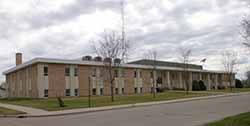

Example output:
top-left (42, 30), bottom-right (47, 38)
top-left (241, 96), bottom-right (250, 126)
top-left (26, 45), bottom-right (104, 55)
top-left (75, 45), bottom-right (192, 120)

top-left (44, 87), bottom-right (151, 97)
top-left (44, 66), bottom-right (157, 78)
top-left (65, 89), bottom-right (78, 96)
top-left (43, 89), bottom-right (78, 97)
top-left (43, 66), bottom-right (78, 77)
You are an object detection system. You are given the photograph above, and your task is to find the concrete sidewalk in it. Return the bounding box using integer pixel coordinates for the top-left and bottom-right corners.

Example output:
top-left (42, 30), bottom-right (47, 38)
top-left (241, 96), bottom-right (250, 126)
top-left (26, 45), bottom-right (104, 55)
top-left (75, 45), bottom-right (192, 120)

top-left (1, 92), bottom-right (250, 118)
top-left (0, 103), bottom-right (49, 115)
top-left (26, 92), bottom-right (250, 118)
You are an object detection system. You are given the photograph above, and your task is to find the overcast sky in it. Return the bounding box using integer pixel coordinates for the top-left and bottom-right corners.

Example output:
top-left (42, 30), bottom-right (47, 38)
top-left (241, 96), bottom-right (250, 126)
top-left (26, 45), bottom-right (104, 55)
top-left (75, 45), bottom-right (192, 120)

top-left (0, 0), bottom-right (249, 81)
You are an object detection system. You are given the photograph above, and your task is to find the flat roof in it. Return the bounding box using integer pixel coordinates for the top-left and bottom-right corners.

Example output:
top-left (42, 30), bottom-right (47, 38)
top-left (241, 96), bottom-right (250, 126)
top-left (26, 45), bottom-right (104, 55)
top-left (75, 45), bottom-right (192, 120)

top-left (2, 58), bottom-right (231, 75)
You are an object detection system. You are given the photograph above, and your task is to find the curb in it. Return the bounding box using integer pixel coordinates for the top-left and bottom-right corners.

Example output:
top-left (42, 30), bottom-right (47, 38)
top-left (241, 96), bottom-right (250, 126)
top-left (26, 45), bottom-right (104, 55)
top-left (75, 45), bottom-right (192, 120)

top-left (1, 92), bottom-right (250, 118)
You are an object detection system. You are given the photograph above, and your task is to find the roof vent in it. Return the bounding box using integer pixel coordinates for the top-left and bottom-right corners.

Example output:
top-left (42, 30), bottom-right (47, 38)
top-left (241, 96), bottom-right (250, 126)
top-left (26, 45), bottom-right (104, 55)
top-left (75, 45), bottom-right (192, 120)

top-left (114, 58), bottom-right (121, 65)
top-left (104, 57), bottom-right (112, 63)
top-left (82, 55), bottom-right (92, 61)
top-left (94, 56), bottom-right (102, 62)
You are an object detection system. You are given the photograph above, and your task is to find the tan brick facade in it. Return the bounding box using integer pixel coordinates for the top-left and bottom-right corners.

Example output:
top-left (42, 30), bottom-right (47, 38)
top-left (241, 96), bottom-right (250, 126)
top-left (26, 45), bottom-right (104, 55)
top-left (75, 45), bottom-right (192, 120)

top-left (6, 65), bottom-right (38, 98)
top-left (5, 62), bottom-right (235, 98)
top-left (48, 64), bottom-right (66, 97)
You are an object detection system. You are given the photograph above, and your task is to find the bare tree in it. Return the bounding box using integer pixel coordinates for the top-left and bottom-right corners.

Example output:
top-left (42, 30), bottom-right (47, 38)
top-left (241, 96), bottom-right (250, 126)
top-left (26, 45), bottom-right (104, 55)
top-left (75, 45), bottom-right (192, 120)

top-left (178, 48), bottom-right (192, 94)
top-left (245, 71), bottom-right (250, 87)
top-left (147, 50), bottom-right (158, 98)
top-left (221, 50), bottom-right (238, 91)
top-left (120, 0), bottom-right (130, 63)
top-left (92, 30), bottom-right (128, 102)
top-left (241, 6), bottom-right (250, 53)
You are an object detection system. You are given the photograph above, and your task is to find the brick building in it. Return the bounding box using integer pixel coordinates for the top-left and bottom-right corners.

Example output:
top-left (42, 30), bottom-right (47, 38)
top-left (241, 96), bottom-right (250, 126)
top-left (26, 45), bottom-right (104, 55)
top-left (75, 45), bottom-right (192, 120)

top-left (2, 53), bottom-right (235, 98)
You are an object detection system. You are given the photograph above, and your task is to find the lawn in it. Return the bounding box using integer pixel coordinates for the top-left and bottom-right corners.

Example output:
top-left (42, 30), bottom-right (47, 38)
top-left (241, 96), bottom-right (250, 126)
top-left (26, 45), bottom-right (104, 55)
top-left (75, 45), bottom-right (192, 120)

top-left (0, 91), bottom-right (211, 111)
top-left (209, 88), bottom-right (250, 93)
top-left (0, 107), bottom-right (25, 115)
top-left (205, 112), bottom-right (250, 126)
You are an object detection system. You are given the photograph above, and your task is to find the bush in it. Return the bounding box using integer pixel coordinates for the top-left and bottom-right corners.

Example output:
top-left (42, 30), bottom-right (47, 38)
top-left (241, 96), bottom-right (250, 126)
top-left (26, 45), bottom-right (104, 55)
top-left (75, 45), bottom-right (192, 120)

top-left (192, 80), bottom-right (207, 91)
top-left (235, 79), bottom-right (243, 88)
top-left (199, 80), bottom-right (207, 91)
top-left (217, 85), bottom-right (225, 90)
top-left (157, 87), bottom-right (170, 92)
top-left (172, 87), bottom-right (185, 91)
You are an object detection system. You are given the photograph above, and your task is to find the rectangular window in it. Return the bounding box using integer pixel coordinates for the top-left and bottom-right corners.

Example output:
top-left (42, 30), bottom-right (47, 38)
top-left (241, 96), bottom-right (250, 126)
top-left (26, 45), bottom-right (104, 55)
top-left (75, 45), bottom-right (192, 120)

top-left (44, 66), bottom-right (48, 76)
top-left (65, 67), bottom-right (70, 76)
top-left (134, 70), bottom-right (137, 78)
top-left (74, 89), bottom-right (78, 96)
top-left (91, 68), bottom-right (96, 77)
top-left (134, 88), bottom-right (137, 93)
top-left (100, 88), bottom-right (103, 95)
top-left (115, 70), bottom-right (118, 78)
top-left (150, 72), bottom-right (153, 78)
top-left (74, 68), bottom-right (78, 77)
top-left (151, 87), bottom-right (154, 93)
top-left (92, 88), bottom-right (96, 95)
top-left (65, 89), bottom-right (70, 96)
top-left (122, 88), bottom-right (124, 94)
top-left (44, 89), bottom-right (48, 97)
top-left (140, 87), bottom-right (143, 93)
top-left (115, 88), bottom-right (119, 95)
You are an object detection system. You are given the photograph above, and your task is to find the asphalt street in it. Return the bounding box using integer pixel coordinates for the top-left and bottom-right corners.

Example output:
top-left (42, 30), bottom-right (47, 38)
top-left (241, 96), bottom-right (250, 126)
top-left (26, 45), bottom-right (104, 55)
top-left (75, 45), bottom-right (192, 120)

top-left (1, 94), bottom-right (250, 126)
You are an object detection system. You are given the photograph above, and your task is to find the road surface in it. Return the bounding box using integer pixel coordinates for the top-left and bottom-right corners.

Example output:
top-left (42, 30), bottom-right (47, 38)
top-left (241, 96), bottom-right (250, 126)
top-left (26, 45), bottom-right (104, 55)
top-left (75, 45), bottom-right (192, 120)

top-left (1, 94), bottom-right (250, 126)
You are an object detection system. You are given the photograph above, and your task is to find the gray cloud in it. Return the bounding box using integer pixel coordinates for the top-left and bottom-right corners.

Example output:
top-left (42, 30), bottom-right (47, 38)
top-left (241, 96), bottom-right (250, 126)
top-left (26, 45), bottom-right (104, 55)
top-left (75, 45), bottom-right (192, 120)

top-left (0, 0), bottom-right (249, 81)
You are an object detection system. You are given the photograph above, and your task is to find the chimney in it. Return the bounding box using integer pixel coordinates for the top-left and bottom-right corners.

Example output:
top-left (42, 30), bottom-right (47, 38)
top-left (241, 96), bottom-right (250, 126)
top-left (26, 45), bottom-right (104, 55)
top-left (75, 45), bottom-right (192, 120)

top-left (16, 53), bottom-right (22, 65)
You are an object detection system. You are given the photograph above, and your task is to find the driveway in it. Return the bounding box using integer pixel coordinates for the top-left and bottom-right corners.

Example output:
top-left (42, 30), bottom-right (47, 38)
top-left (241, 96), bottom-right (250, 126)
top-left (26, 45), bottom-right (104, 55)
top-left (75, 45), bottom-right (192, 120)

top-left (0, 93), bottom-right (250, 126)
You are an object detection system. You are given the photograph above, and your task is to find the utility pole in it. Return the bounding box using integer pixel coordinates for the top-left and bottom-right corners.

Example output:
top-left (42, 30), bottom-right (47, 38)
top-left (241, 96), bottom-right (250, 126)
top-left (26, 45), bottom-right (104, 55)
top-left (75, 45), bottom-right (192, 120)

top-left (88, 76), bottom-right (91, 107)
top-left (121, 0), bottom-right (127, 63)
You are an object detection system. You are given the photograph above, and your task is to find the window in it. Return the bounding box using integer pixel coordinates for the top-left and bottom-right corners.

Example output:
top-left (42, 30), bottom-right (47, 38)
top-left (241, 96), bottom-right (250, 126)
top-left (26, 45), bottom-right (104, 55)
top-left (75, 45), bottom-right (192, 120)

top-left (91, 68), bottom-right (96, 77)
top-left (115, 88), bottom-right (119, 95)
top-left (122, 88), bottom-right (124, 94)
top-left (140, 71), bottom-right (142, 78)
top-left (134, 70), bottom-right (137, 78)
top-left (150, 72), bottom-right (153, 78)
top-left (157, 77), bottom-right (162, 84)
top-left (66, 89), bottom-right (70, 96)
top-left (74, 89), bottom-right (78, 96)
top-left (151, 87), bottom-right (154, 93)
top-left (140, 87), bottom-right (143, 93)
top-left (44, 66), bottom-right (48, 76)
top-left (44, 89), bottom-right (48, 97)
top-left (92, 88), bottom-right (96, 95)
top-left (115, 70), bottom-right (118, 78)
top-left (74, 68), bottom-right (78, 77)
top-left (100, 88), bottom-right (103, 95)
top-left (65, 67), bottom-right (70, 76)
top-left (134, 88), bottom-right (137, 93)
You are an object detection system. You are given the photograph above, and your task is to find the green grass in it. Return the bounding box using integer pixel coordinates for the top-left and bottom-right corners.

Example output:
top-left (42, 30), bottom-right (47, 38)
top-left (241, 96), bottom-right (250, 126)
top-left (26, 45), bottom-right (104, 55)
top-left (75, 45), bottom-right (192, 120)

top-left (208, 88), bottom-right (250, 93)
top-left (205, 112), bottom-right (250, 126)
top-left (0, 107), bottom-right (25, 115)
top-left (0, 91), bottom-right (211, 111)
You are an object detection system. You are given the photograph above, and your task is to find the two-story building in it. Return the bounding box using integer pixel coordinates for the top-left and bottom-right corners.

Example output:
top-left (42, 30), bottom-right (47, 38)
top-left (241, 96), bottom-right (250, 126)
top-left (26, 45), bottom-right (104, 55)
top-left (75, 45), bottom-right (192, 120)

top-left (2, 53), bottom-right (235, 98)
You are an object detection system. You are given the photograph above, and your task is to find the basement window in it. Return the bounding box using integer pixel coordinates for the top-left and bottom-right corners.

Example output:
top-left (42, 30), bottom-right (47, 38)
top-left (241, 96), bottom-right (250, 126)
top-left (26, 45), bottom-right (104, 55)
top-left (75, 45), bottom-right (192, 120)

top-left (134, 88), bottom-right (138, 93)
top-left (100, 88), bottom-right (103, 95)
top-left (115, 88), bottom-right (119, 95)
top-left (92, 88), bottom-right (96, 95)
top-left (44, 89), bottom-right (48, 97)
top-left (74, 89), bottom-right (78, 96)
top-left (65, 89), bottom-right (70, 96)
top-left (122, 88), bottom-right (124, 94)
